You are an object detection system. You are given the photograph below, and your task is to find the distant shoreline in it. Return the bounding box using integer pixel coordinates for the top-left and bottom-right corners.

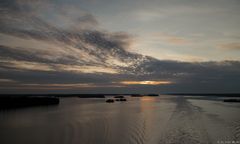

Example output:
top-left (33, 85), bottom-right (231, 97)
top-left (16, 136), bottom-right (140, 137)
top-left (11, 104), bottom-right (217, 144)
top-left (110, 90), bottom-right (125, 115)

top-left (0, 96), bottom-right (60, 109)
top-left (164, 93), bottom-right (240, 97)
top-left (0, 93), bottom-right (240, 97)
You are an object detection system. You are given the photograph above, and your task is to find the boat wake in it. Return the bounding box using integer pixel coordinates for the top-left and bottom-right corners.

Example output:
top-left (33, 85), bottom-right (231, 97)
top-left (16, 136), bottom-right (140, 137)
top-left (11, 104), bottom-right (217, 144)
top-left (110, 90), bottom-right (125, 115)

top-left (158, 97), bottom-right (211, 144)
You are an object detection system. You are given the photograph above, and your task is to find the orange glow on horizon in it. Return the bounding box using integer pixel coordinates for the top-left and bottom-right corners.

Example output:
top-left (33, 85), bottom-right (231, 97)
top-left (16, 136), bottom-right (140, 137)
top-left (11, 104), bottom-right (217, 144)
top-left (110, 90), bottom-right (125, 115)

top-left (120, 80), bottom-right (172, 85)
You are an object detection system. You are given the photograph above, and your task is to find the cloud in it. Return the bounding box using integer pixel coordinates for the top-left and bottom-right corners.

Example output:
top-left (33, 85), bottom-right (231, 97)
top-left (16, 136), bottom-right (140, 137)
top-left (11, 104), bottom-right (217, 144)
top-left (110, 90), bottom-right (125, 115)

top-left (0, 0), bottom-right (240, 93)
top-left (0, 60), bottom-right (55, 72)
top-left (56, 65), bottom-right (119, 74)
top-left (133, 10), bottom-right (165, 21)
top-left (219, 42), bottom-right (240, 50)
top-left (119, 80), bottom-right (173, 85)
top-left (152, 33), bottom-right (190, 45)
top-left (0, 0), bottom-right (146, 74)
top-left (22, 83), bottom-right (125, 88)
top-left (0, 79), bottom-right (17, 83)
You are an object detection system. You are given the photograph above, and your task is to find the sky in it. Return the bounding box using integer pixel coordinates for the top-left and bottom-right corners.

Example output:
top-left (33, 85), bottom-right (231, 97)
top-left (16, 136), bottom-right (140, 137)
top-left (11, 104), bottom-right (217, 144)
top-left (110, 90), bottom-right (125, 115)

top-left (0, 0), bottom-right (240, 94)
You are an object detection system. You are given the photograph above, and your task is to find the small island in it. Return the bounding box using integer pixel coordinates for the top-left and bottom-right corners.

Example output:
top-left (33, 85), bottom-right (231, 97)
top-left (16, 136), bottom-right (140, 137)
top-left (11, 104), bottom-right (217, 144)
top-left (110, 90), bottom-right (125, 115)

top-left (106, 99), bottom-right (114, 103)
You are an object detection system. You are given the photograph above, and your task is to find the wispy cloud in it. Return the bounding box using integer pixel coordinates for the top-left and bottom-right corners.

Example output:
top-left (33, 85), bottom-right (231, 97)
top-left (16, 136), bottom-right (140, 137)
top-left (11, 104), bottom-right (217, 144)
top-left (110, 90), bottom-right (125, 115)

top-left (0, 79), bottom-right (17, 83)
top-left (22, 83), bottom-right (125, 88)
top-left (0, 60), bottom-right (55, 72)
top-left (152, 33), bottom-right (190, 45)
top-left (0, 0), bottom-right (147, 75)
top-left (119, 80), bottom-right (172, 85)
top-left (0, 0), bottom-right (240, 93)
top-left (218, 42), bottom-right (240, 50)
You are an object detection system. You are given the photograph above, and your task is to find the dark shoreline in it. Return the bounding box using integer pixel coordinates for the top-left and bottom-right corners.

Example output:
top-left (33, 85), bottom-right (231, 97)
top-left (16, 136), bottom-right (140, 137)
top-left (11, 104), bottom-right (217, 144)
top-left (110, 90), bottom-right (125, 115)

top-left (0, 96), bottom-right (59, 109)
top-left (165, 93), bottom-right (240, 97)
top-left (1, 93), bottom-right (240, 97)
top-left (1, 93), bottom-right (239, 109)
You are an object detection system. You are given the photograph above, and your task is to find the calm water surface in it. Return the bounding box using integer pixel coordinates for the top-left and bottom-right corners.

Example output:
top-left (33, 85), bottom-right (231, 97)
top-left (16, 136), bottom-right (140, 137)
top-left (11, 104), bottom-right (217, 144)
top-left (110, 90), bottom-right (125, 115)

top-left (0, 96), bottom-right (240, 144)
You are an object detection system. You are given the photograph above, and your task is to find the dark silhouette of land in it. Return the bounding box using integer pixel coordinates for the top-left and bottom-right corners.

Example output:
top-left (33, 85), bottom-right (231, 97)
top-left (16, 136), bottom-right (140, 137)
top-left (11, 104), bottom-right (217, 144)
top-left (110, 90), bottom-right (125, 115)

top-left (1, 93), bottom-right (239, 109)
top-left (165, 93), bottom-right (240, 97)
top-left (0, 93), bottom-right (160, 98)
top-left (0, 96), bottom-right (59, 109)
top-left (106, 99), bottom-right (114, 103)
top-left (114, 95), bottom-right (125, 98)
top-left (113, 96), bottom-right (127, 102)
top-left (131, 94), bottom-right (144, 97)
top-left (78, 94), bottom-right (105, 98)
top-left (223, 99), bottom-right (240, 102)
top-left (0, 94), bottom-right (106, 98)
top-left (1, 93), bottom-right (239, 99)
top-left (147, 94), bottom-right (159, 96)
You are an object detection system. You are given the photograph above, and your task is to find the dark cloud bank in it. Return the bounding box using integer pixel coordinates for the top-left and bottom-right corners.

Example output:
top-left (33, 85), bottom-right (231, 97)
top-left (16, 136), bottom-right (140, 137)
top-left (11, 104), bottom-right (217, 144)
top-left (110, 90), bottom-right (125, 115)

top-left (0, 0), bottom-right (240, 94)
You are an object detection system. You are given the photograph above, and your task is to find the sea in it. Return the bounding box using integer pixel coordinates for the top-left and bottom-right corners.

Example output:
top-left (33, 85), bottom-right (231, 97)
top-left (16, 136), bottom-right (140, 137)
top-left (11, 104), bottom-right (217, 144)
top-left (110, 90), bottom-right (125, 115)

top-left (0, 95), bottom-right (240, 144)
